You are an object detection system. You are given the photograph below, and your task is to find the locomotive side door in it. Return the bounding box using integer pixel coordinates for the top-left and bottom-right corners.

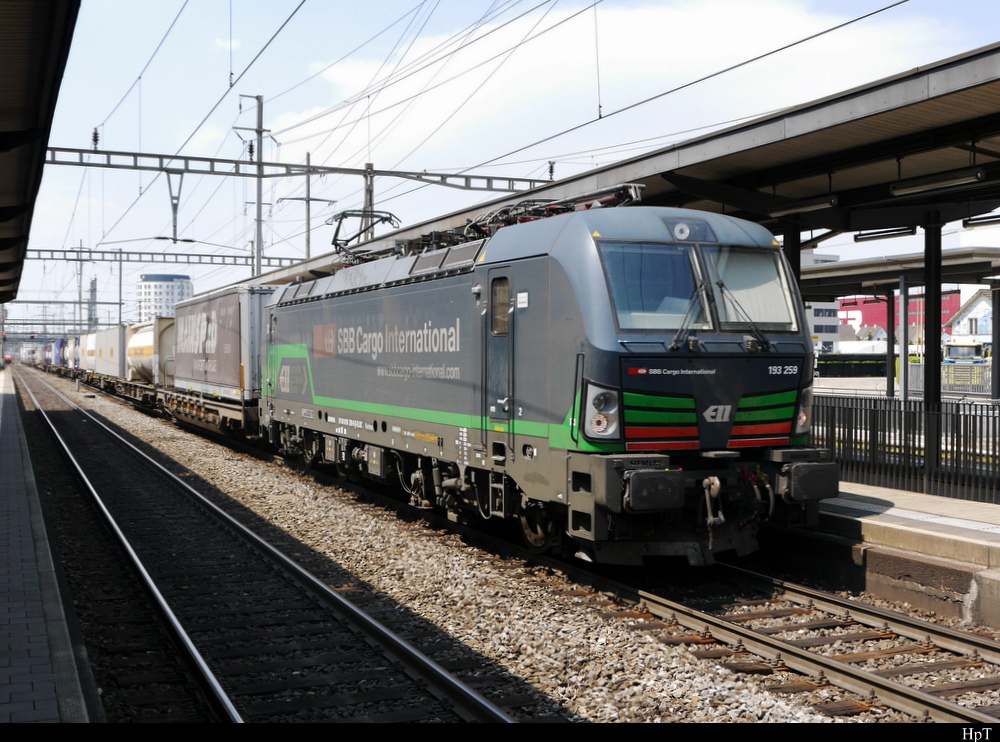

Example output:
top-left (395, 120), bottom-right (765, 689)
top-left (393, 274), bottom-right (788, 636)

top-left (486, 269), bottom-right (513, 465)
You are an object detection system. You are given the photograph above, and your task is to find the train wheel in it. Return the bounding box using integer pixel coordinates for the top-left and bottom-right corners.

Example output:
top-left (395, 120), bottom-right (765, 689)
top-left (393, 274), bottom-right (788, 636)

top-left (518, 499), bottom-right (555, 552)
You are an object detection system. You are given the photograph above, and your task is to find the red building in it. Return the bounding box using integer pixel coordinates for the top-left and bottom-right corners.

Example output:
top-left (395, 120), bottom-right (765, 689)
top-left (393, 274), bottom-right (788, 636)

top-left (838, 290), bottom-right (961, 340)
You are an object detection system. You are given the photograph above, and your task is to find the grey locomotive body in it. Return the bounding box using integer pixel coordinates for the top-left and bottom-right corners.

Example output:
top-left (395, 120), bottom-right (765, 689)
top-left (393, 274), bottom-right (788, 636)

top-left (262, 206), bottom-right (837, 565)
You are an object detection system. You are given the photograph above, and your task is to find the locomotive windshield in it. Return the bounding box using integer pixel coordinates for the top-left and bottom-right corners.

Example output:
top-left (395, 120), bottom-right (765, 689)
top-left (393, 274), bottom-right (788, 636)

top-left (597, 241), bottom-right (709, 331)
top-left (598, 240), bottom-right (797, 333)
top-left (704, 246), bottom-right (798, 332)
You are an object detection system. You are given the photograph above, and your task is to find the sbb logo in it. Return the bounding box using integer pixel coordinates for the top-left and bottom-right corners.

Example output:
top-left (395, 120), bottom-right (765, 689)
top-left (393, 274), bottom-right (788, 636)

top-left (313, 324), bottom-right (337, 358)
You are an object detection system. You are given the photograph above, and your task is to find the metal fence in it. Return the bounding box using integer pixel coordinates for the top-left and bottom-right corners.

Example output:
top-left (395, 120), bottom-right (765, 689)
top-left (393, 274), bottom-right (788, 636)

top-left (817, 354), bottom-right (888, 378)
top-left (813, 394), bottom-right (1000, 503)
top-left (908, 363), bottom-right (992, 396)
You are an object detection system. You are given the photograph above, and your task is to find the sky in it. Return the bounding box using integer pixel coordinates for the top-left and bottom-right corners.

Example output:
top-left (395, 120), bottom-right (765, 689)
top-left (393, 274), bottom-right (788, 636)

top-left (13, 0), bottom-right (1000, 328)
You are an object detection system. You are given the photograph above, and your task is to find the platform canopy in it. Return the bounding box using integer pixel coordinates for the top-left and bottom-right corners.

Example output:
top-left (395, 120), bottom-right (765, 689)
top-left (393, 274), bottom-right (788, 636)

top-left (0, 1), bottom-right (79, 304)
top-left (799, 247), bottom-right (1000, 302)
top-left (519, 41), bottom-right (1000, 238)
top-left (636, 42), bottom-right (1000, 235)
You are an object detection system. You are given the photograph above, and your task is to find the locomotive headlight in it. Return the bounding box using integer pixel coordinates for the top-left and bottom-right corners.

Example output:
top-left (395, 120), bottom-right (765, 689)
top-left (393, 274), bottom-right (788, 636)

top-left (794, 385), bottom-right (814, 435)
top-left (592, 391), bottom-right (613, 412)
top-left (584, 383), bottom-right (620, 439)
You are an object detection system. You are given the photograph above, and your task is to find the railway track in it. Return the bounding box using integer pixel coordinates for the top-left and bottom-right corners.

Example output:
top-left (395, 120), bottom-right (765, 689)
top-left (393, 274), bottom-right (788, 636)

top-left (276, 445), bottom-right (1000, 722)
top-left (589, 564), bottom-right (1000, 723)
top-left (332, 454), bottom-right (1000, 722)
top-left (21, 364), bottom-right (1000, 722)
top-left (291, 446), bottom-right (1000, 721)
top-left (15, 367), bottom-right (516, 723)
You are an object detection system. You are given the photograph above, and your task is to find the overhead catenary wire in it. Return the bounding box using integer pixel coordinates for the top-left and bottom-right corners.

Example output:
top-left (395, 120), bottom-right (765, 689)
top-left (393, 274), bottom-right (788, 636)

top-left (55, 1), bottom-right (191, 293)
top-left (271, 0), bottom-right (556, 141)
top-left (420, 109), bottom-right (785, 173)
top-left (97, 1), bottom-right (309, 247)
top-left (592, 1), bottom-right (602, 119)
top-left (49, 0), bottom-right (919, 324)
top-left (268, 0), bottom-right (432, 104)
top-left (376, 0), bottom-right (560, 193)
top-left (335, 0), bottom-right (533, 173)
top-left (292, 0), bottom-right (446, 175)
top-left (463, 0), bottom-right (913, 172)
top-left (278, 0), bottom-right (596, 209)
top-left (98, 0), bottom-right (191, 129)
top-left (372, 0), bottom-right (913, 209)
top-left (83, 2), bottom-right (554, 263)
top-left (257, 1), bottom-right (479, 220)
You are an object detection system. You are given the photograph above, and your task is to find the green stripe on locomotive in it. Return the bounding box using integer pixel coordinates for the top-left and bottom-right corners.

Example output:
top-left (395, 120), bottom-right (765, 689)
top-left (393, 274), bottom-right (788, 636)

top-left (267, 343), bottom-right (619, 453)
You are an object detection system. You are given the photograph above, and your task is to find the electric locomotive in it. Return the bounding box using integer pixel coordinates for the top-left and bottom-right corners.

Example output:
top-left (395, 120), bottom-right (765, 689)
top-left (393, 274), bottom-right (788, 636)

top-left (262, 198), bottom-right (837, 565)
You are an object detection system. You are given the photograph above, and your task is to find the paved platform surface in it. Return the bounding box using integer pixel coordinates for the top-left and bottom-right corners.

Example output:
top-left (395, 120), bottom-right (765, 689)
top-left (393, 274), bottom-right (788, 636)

top-left (815, 376), bottom-right (898, 396)
top-left (0, 369), bottom-right (89, 722)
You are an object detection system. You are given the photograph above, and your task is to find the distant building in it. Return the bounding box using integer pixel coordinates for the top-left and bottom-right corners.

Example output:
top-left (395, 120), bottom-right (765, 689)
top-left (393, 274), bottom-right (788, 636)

top-left (946, 289), bottom-right (992, 343)
top-left (136, 274), bottom-right (193, 322)
top-left (838, 324), bottom-right (857, 343)
top-left (838, 288), bottom-right (961, 344)
top-left (802, 251), bottom-right (841, 352)
top-left (855, 325), bottom-right (887, 341)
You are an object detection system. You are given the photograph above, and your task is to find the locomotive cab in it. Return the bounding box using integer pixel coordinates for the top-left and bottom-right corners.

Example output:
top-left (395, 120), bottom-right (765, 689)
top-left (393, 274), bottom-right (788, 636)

top-left (475, 207), bottom-right (837, 565)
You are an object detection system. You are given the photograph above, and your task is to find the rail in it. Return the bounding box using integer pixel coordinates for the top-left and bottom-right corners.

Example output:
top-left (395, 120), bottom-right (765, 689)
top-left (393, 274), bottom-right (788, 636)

top-left (16, 368), bottom-right (243, 722)
top-left (16, 367), bottom-right (516, 723)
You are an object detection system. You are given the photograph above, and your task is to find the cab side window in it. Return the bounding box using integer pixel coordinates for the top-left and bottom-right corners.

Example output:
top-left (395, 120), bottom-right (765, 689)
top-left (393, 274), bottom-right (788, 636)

top-left (491, 278), bottom-right (510, 336)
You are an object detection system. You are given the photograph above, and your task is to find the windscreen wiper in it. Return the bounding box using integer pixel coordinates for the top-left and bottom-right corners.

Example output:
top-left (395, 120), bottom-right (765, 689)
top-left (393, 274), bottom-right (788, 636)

top-left (714, 279), bottom-right (771, 352)
top-left (669, 282), bottom-right (708, 351)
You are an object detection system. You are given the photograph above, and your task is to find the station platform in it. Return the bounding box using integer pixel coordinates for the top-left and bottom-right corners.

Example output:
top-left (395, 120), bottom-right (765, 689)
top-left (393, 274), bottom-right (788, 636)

top-left (809, 482), bottom-right (1000, 627)
top-left (0, 368), bottom-right (90, 722)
